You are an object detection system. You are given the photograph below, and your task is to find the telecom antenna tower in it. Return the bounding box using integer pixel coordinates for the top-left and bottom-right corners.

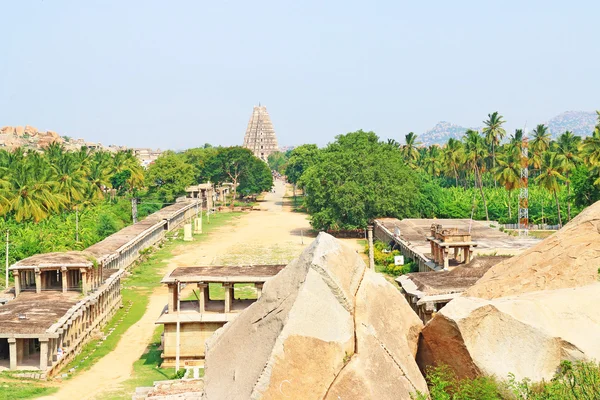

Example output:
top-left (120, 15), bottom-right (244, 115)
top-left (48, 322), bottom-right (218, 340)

top-left (518, 126), bottom-right (529, 236)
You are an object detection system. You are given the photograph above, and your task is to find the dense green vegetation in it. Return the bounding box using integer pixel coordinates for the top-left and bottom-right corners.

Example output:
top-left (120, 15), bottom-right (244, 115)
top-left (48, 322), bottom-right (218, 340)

top-left (414, 361), bottom-right (600, 400)
top-left (0, 143), bottom-right (271, 287)
top-left (147, 146), bottom-right (273, 203)
top-left (288, 112), bottom-right (600, 230)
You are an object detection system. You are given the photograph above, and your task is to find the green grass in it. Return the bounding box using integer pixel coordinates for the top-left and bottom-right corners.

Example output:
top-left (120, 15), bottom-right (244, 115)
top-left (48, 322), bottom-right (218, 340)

top-left (0, 380), bottom-right (58, 400)
top-left (101, 327), bottom-right (177, 400)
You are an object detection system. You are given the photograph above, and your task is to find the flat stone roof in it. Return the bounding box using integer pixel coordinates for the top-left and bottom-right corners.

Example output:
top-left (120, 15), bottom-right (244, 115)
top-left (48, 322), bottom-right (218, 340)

top-left (397, 256), bottom-right (509, 296)
top-left (0, 292), bottom-right (81, 336)
top-left (10, 251), bottom-right (94, 270)
top-left (163, 265), bottom-right (286, 284)
top-left (377, 218), bottom-right (539, 256)
top-left (86, 200), bottom-right (198, 258)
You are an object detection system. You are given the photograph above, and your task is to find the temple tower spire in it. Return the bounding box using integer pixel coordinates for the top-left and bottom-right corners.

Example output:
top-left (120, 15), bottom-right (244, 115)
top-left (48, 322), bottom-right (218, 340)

top-left (243, 105), bottom-right (279, 162)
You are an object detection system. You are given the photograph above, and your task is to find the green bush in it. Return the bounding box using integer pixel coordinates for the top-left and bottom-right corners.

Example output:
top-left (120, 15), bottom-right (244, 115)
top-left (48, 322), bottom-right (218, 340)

top-left (415, 361), bottom-right (600, 400)
top-left (365, 240), bottom-right (417, 276)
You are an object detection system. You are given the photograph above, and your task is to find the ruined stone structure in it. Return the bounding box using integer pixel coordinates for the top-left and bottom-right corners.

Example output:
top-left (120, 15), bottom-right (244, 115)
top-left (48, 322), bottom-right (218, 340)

top-left (397, 256), bottom-right (509, 323)
top-left (156, 265), bottom-right (285, 367)
top-left (242, 105), bottom-right (279, 162)
top-left (185, 183), bottom-right (214, 211)
top-left (427, 224), bottom-right (478, 270)
top-left (0, 200), bottom-right (200, 375)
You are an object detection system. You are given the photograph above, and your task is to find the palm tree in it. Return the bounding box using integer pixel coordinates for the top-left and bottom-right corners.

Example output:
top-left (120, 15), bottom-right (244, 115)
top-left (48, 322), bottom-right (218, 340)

top-left (482, 112), bottom-right (506, 186)
top-left (401, 132), bottom-right (421, 168)
top-left (443, 138), bottom-right (465, 186)
top-left (463, 129), bottom-right (489, 221)
top-left (535, 152), bottom-right (566, 227)
top-left (8, 163), bottom-right (66, 222)
top-left (422, 145), bottom-right (443, 177)
top-left (51, 153), bottom-right (87, 206)
top-left (509, 129), bottom-right (524, 152)
top-left (553, 131), bottom-right (582, 221)
top-left (386, 138), bottom-right (401, 148)
top-left (493, 145), bottom-right (521, 220)
top-left (529, 124), bottom-right (551, 171)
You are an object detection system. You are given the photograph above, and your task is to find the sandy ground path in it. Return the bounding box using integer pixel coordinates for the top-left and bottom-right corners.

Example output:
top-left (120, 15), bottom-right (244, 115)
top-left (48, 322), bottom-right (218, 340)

top-left (40, 180), bottom-right (314, 400)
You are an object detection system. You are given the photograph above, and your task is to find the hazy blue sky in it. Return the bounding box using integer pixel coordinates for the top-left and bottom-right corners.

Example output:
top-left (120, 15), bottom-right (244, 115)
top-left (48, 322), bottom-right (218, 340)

top-left (1, 1), bottom-right (598, 149)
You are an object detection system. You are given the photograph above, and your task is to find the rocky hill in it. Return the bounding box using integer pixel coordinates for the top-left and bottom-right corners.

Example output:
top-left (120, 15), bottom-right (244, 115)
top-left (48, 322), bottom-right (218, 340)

top-left (545, 110), bottom-right (597, 138)
top-left (418, 121), bottom-right (477, 146)
top-left (419, 111), bottom-right (598, 146)
top-left (0, 125), bottom-right (127, 153)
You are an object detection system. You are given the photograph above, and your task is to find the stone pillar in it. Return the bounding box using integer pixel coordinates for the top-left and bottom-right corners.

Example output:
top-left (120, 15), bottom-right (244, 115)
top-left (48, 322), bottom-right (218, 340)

top-left (184, 224), bottom-right (193, 241)
top-left (39, 338), bottom-right (49, 371)
top-left (430, 241), bottom-right (435, 258)
top-left (443, 248), bottom-right (449, 270)
top-left (223, 283), bottom-right (232, 313)
top-left (8, 338), bottom-right (17, 370)
top-left (61, 267), bottom-right (68, 293)
top-left (367, 226), bottom-right (375, 270)
top-left (197, 283), bottom-right (207, 313)
top-left (35, 268), bottom-right (41, 294)
top-left (168, 285), bottom-right (176, 313)
top-left (81, 269), bottom-right (88, 295)
top-left (194, 216), bottom-right (202, 234)
top-left (255, 283), bottom-right (264, 299)
top-left (13, 271), bottom-right (20, 297)
top-left (465, 247), bottom-right (472, 263)
top-left (453, 247), bottom-right (459, 262)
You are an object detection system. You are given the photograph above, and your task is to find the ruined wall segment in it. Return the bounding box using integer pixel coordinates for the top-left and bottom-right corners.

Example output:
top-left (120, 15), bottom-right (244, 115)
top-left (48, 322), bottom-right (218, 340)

top-left (242, 105), bottom-right (279, 162)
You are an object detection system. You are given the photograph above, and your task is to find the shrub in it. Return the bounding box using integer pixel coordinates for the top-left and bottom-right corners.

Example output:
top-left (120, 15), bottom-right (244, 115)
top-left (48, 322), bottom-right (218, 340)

top-left (96, 213), bottom-right (119, 238)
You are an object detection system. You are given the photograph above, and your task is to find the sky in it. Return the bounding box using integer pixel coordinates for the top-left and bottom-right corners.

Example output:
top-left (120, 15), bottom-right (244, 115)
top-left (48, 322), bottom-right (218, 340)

top-left (1, 1), bottom-right (599, 150)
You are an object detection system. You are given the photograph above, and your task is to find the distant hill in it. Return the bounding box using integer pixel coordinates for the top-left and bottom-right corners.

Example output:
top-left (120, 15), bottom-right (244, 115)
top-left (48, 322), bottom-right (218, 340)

top-left (418, 121), bottom-right (479, 146)
top-left (418, 111), bottom-right (598, 146)
top-left (545, 111), bottom-right (597, 138)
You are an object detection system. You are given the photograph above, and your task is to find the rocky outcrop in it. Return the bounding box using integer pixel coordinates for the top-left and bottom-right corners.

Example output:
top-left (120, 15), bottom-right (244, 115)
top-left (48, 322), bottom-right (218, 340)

top-left (419, 201), bottom-right (600, 381)
top-left (202, 232), bottom-right (427, 400)
top-left (325, 271), bottom-right (427, 399)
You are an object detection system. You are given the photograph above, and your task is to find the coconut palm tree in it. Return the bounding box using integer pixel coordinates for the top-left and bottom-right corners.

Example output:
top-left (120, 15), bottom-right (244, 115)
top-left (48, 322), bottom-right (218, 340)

top-left (482, 112), bottom-right (506, 186)
top-left (493, 145), bottom-right (522, 220)
top-left (553, 131), bottom-right (582, 221)
top-left (422, 145), bottom-right (443, 177)
top-left (535, 152), bottom-right (566, 227)
top-left (401, 132), bottom-right (421, 168)
top-left (8, 163), bottom-right (66, 222)
top-left (463, 129), bottom-right (489, 221)
top-left (443, 138), bottom-right (465, 186)
top-left (51, 153), bottom-right (87, 206)
top-left (529, 124), bottom-right (551, 171)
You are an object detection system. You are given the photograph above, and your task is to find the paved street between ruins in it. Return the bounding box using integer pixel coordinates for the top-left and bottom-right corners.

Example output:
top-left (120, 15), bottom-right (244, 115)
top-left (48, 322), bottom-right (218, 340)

top-left (39, 181), bottom-right (337, 399)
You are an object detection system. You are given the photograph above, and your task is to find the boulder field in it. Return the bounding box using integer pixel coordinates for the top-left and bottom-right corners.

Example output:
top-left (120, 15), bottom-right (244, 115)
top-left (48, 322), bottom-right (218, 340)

top-left (201, 232), bottom-right (428, 400)
top-left (418, 200), bottom-right (600, 381)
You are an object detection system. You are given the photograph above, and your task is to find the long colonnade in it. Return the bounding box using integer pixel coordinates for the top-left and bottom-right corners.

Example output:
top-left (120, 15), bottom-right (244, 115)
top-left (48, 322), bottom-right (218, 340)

top-left (0, 199), bottom-right (201, 375)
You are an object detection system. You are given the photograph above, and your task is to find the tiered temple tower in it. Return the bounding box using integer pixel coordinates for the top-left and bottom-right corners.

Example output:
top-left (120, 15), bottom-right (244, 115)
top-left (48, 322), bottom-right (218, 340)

top-left (243, 105), bottom-right (279, 162)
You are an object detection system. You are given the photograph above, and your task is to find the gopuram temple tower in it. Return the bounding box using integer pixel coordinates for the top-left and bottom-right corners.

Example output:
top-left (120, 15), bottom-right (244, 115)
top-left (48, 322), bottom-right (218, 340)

top-left (243, 105), bottom-right (279, 162)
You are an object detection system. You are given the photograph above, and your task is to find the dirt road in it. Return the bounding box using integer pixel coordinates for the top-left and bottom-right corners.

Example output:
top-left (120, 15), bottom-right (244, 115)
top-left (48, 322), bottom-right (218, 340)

top-left (41, 180), bottom-right (315, 399)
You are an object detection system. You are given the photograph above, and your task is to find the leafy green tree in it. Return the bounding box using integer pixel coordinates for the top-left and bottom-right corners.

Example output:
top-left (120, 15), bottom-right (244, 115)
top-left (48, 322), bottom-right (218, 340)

top-left (285, 144), bottom-right (320, 187)
top-left (145, 152), bottom-right (195, 203)
top-left (205, 147), bottom-right (273, 201)
top-left (301, 130), bottom-right (424, 230)
top-left (267, 151), bottom-right (288, 174)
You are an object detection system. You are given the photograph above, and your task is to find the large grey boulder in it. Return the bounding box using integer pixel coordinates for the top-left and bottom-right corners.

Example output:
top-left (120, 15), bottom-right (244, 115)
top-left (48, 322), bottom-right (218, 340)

top-left (202, 232), bottom-right (427, 400)
top-left (419, 201), bottom-right (600, 381)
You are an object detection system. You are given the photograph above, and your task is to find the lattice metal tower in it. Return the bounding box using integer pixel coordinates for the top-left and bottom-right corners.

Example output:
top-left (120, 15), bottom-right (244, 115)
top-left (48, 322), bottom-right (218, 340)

top-left (243, 105), bottom-right (279, 162)
top-left (518, 136), bottom-right (529, 236)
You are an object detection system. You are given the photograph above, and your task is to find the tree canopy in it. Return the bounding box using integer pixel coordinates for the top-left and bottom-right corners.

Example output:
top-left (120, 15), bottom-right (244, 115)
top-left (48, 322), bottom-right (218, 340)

top-left (301, 130), bottom-right (426, 230)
